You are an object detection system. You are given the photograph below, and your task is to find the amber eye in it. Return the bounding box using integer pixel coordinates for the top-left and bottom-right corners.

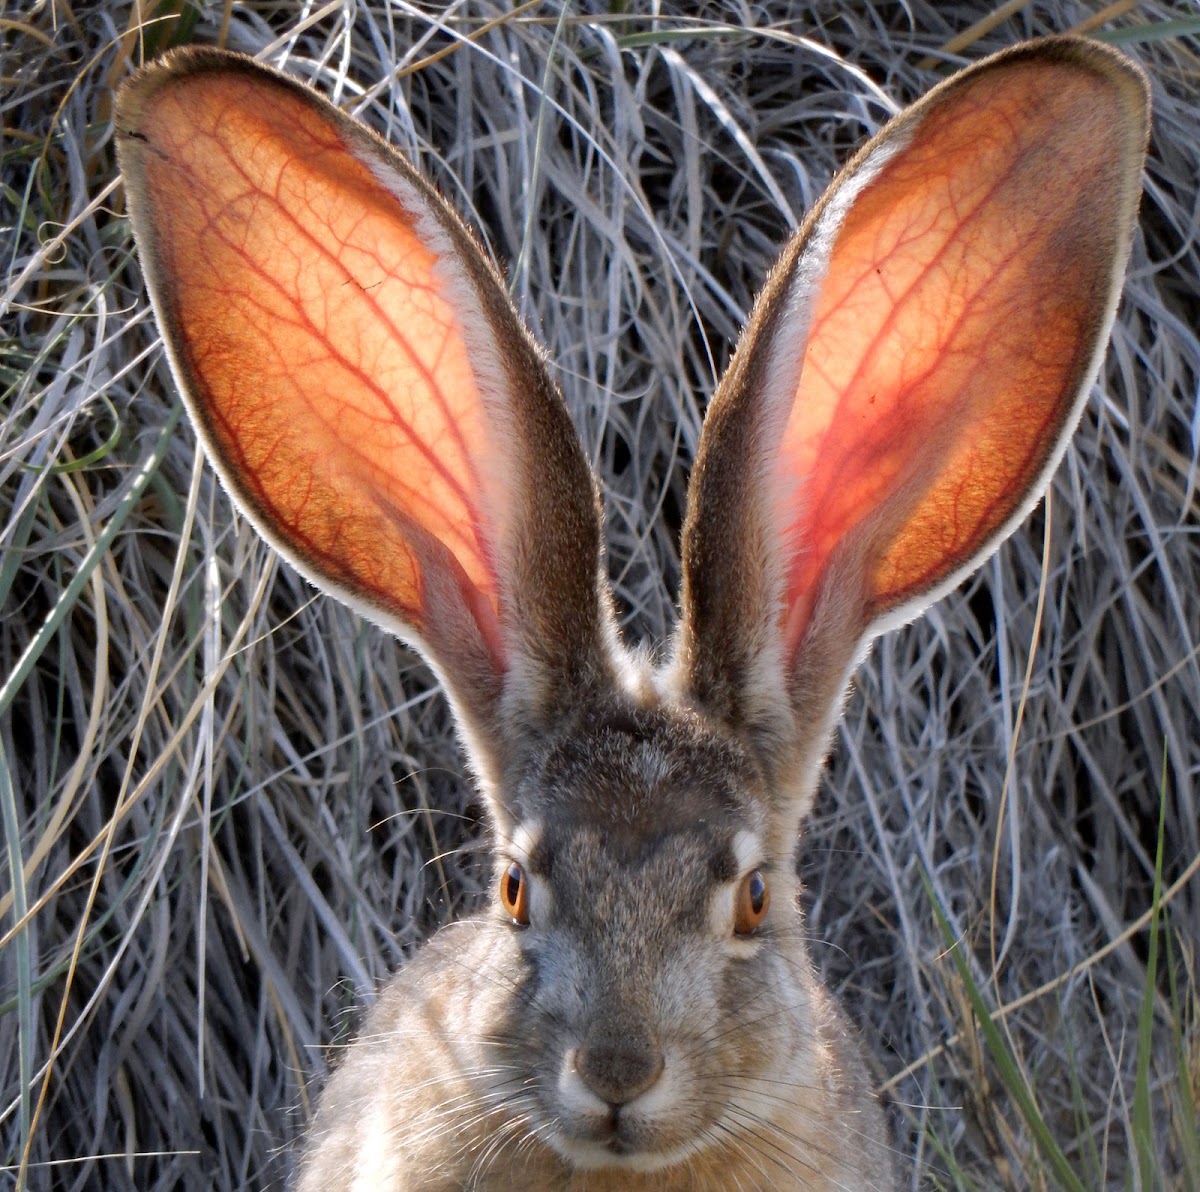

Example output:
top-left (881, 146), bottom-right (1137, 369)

top-left (499, 861), bottom-right (530, 925)
top-left (734, 869), bottom-right (769, 935)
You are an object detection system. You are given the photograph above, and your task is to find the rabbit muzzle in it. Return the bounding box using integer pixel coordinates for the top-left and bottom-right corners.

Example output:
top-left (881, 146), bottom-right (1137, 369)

top-left (550, 1032), bottom-right (708, 1173)
top-left (572, 1024), bottom-right (666, 1106)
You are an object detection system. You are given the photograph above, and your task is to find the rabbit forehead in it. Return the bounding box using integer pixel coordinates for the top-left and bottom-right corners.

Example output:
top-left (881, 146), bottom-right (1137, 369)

top-left (510, 699), bottom-right (766, 838)
top-left (536, 824), bottom-right (742, 944)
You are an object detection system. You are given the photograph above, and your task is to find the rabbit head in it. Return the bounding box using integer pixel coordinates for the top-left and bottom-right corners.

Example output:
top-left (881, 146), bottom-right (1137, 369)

top-left (115, 36), bottom-right (1148, 1189)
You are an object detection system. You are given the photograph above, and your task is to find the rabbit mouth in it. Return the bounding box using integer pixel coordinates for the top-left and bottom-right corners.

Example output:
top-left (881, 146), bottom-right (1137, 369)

top-left (554, 1130), bottom-right (701, 1174)
top-left (547, 1098), bottom-right (704, 1174)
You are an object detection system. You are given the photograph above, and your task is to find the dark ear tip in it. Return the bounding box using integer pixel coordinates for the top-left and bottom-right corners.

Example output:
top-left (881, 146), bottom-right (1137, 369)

top-left (966, 35), bottom-right (1151, 132)
top-left (114, 46), bottom-right (267, 131)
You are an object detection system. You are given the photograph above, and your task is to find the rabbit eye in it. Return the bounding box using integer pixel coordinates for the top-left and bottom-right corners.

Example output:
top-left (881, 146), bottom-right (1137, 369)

top-left (499, 861), bottom-right (529, 925)
top-left (733, 869), bottom-right (769, 935)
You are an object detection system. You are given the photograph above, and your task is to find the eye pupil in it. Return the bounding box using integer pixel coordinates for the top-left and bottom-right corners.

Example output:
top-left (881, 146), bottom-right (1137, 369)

top-left (500, 861), bottom-right (529, 925)
top-left (734, 868), bottom-right (769, 936)
top-left (748, 872), bottom-right (765, 913)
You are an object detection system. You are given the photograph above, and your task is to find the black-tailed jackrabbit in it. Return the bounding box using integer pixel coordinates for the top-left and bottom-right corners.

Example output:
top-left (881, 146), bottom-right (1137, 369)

top-left (115, 36), bottom-right (1148, 1191)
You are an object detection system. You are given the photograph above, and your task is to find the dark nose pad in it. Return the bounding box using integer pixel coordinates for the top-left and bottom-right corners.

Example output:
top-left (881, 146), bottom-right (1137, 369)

top-left (574, 1031), bottom-right (665, 1106)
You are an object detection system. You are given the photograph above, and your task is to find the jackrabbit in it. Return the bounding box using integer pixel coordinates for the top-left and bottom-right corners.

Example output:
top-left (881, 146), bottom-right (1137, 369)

top-left (115, 35), bottom-right (1148, 1190)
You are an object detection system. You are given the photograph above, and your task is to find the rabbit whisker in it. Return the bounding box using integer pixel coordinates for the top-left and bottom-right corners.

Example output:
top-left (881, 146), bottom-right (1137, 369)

top-left (719, 1108), bottom-right (847, 1189)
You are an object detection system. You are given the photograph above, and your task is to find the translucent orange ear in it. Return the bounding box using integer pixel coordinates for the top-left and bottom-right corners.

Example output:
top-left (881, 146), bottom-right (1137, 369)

top-left (117, 50), bottom-right (606, 745)
top-left (772, 40), bottom-right (1150, 652)
top-left (680, 39), bottom-right (1149, 723)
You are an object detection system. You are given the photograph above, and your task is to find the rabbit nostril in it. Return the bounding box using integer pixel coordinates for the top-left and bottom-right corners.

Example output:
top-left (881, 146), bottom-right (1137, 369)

top-left (574, 1038), bottom-right (664, 1106)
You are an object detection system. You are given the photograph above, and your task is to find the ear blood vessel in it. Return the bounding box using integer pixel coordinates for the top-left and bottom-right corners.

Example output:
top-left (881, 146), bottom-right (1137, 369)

top-left (117, 36), bottom-right (1148, 1191)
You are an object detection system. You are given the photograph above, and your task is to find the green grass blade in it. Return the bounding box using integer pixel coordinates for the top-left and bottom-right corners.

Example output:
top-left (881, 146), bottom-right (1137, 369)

top-left (921, 867), bottom-right (1090, 1192)
top-left (1096, 17), bottom-right (1200, 45)
top-left (0, 739), bottom-right (32, 1175)
top-left (1132, 742), bottom-right (1169, 1190)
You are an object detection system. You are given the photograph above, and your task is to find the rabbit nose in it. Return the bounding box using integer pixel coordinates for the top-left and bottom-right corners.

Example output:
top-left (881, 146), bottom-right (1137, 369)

top-left (574, 1033), bottom-right (664, 1106)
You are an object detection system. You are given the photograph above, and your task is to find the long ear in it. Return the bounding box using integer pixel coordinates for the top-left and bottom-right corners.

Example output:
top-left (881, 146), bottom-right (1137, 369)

top-left (115, 49), bottom-right (611, 793)
top-left (677, 39), bottom-right (1149, 817)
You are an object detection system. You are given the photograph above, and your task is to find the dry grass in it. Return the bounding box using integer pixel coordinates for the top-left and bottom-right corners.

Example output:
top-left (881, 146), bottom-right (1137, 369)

top-left (2, 2), bottom-right (1198, 1189)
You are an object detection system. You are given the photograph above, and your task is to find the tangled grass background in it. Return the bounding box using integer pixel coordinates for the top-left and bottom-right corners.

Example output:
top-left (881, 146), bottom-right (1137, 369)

top-left (2, 3), bottom-right (1198, 1188)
